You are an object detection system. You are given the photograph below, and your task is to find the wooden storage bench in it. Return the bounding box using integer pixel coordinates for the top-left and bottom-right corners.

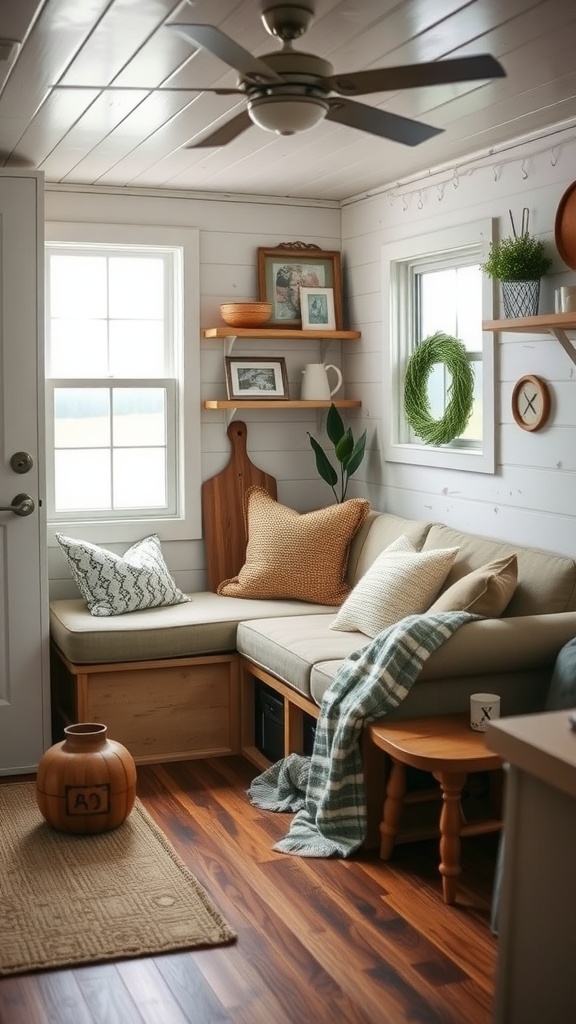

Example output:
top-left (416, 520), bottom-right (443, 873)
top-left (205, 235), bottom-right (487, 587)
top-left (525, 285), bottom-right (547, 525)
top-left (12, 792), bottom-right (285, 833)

top-left (49, 591), bottom-right (255, 764)
top-left (49, 587), bottom-right (334, 766)
top-left (50, 643), bottom-right (241, 765)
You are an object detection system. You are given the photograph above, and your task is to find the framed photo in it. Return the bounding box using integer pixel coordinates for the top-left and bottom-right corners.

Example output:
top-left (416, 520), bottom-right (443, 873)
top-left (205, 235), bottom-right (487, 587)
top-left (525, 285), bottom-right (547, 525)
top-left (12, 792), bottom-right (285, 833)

top-left (300, 287), bottom-right (336, 330)
top-left (257, 244), bottom-right (343, 328)
top-left (224, 356), bottom-right (290, 400)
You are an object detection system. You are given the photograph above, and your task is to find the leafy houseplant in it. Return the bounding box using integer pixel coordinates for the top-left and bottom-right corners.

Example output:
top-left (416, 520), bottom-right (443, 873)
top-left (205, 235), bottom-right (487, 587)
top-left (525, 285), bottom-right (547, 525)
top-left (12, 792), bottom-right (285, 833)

top-left (307, 404), bottom-right (367, 503)
top-left (480, 211), bottom-right (553, 318)
top-left (480, 233), bottom-right (552, 282)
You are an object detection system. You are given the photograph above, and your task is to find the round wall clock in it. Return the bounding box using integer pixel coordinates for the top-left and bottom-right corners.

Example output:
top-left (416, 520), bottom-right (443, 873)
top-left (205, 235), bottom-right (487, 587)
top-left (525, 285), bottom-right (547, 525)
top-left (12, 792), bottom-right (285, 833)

top-left (511, 375), bottom-right (551, 431)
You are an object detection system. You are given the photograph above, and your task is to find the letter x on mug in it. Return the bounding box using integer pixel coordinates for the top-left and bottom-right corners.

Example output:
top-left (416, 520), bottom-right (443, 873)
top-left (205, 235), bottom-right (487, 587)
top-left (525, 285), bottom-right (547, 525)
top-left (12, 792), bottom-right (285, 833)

top-left (470, 693), bottom-right (501, 732)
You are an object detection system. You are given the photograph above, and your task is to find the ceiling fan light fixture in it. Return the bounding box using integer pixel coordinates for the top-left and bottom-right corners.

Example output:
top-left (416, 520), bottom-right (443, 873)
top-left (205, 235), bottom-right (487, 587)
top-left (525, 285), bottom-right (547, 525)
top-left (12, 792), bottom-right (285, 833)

top-left (247, 94), bottom-right (328, 135)
top-left (171, 7), bottom-right (506, 150)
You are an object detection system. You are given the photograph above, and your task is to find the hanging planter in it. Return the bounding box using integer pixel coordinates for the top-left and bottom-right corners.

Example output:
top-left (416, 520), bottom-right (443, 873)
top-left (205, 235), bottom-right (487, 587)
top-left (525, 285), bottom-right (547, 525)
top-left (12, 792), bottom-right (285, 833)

top-left (501, 280), bottom-right (540, 318)
top-left (404, 332), bottom-right (475, 446)
top-left (480, 208), bottom-right (552, 318)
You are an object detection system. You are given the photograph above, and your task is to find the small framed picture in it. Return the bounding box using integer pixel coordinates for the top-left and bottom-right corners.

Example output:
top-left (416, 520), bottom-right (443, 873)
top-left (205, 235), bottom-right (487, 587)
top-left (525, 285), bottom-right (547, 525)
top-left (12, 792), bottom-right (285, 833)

top-left (224, 356), bottom-right (290, 400)
top-left (300, 287), bottom-right (336, 330)
top-left (257, 244), bottom-right (343, 328)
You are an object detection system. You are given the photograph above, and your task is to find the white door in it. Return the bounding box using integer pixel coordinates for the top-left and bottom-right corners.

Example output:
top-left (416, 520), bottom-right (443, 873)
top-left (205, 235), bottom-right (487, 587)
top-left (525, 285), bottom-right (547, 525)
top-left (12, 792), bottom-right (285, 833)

top-left (0, 170), bottom-right (50, 774)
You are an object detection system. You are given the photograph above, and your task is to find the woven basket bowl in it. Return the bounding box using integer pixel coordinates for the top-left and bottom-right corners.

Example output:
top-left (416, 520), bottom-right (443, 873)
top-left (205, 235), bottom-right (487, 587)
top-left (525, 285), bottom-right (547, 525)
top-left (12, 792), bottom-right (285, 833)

top-left (220, 302), bottom-right (273, 328)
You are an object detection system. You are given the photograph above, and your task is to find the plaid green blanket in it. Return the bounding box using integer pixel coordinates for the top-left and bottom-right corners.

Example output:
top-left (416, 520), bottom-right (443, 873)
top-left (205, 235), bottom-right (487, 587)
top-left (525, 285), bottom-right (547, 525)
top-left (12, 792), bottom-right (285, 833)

top-left (248, 611), bottom-right (475, 858)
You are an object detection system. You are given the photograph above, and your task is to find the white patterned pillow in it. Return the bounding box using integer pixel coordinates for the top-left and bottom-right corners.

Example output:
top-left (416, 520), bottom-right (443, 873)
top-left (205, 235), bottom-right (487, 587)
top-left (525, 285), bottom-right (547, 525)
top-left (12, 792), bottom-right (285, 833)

top-left (330, 542), bottom-right (459, 637)
top-left (56, 533), bottom-right (190, 617)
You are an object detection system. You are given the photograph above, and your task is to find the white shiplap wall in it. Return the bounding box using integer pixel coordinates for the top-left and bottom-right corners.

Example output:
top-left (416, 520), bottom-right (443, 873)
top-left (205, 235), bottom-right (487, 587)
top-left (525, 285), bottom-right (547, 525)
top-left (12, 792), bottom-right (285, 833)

top-left (45, 187), bottom-right (342, 597)
top-left (341, 125), bottom-right (576, 557)
top-left (46, 123), bottom-right (576, 599)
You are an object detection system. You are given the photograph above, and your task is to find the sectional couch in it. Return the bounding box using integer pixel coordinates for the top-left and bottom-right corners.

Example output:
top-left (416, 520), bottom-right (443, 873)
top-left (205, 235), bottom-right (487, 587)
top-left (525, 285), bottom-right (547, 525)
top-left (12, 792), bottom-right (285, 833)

top-left (49, 490), bottom-right (576, 786)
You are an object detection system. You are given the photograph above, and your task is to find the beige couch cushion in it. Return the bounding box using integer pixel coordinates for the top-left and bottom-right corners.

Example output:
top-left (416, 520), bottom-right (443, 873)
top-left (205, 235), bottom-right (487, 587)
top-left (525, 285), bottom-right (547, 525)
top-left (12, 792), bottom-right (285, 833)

top-left (217, 487), bottom-right (370, 605)
top-left (309, 660), bottom-right (551, 719)
top-left (240, 610), bottom-right (576, 709)
top-left (237, 614), bottom-right (367, 698)
top-left (422, 524), bottom-right (576, 616)
top-left (428, 555), bottom-right (518, 617)
top-left (50, 592), bottom-right (337, 665)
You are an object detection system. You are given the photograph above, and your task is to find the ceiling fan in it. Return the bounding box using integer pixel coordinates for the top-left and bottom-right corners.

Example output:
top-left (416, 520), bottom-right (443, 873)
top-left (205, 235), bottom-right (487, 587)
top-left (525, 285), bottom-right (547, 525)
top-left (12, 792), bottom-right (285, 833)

top-left (169, 2), bottom-right (506, 149)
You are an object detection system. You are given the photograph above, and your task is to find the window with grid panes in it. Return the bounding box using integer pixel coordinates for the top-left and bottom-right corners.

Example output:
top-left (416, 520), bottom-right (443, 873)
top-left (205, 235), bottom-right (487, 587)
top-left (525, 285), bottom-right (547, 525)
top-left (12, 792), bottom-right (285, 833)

top-left (383, 219), bottom-right (495, 473)
top-left (45, 223), bottom-right (201, 545)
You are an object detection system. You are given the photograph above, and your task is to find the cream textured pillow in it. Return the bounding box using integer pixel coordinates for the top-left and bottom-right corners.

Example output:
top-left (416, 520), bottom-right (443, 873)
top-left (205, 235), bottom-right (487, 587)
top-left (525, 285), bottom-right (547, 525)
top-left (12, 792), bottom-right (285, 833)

top-left (216, 487), bottom-right (370, 605)
top-left (428, 554), bottom-right (518, 617)
top-left (56, 533), bottom-right (190, 617)
top-left (330, 545), bottom-right (459, 637)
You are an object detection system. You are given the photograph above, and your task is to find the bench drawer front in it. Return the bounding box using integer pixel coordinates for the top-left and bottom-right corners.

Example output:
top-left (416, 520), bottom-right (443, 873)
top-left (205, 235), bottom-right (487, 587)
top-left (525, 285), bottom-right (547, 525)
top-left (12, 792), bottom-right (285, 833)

top-left (51, 651), bottom-right (240, 764)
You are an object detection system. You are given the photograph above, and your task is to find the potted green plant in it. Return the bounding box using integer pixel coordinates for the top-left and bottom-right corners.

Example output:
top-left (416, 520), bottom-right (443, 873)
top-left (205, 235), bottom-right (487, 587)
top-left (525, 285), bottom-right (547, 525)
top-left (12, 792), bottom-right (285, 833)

top-left (480, 209), bottom-right (552, 317)
top-left (307, 404), bottom-right (367, 503)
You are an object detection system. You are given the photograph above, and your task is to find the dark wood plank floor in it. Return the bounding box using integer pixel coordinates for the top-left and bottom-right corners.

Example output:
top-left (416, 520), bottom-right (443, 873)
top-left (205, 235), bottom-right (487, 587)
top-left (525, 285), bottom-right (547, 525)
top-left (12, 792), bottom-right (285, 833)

top-left (0, 757), bottom-right (499, 1024)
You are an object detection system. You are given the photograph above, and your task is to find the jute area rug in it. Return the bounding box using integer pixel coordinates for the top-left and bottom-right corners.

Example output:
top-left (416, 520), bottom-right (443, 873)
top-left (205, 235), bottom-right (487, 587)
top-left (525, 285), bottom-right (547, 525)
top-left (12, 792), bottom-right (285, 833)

top-left (0, 782), bottom-right (236, 977)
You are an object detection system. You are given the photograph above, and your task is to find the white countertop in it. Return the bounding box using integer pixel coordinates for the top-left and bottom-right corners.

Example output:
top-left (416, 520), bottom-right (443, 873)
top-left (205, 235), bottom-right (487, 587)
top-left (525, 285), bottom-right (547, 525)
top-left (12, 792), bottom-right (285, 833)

top-left (486, 709), bottom-right (576, 799)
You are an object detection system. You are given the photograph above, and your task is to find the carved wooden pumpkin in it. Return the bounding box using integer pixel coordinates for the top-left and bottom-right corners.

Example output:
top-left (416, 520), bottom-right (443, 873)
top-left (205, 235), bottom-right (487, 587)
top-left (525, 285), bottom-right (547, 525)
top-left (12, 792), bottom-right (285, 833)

top-left (36, 723), bottom-right (136, 834)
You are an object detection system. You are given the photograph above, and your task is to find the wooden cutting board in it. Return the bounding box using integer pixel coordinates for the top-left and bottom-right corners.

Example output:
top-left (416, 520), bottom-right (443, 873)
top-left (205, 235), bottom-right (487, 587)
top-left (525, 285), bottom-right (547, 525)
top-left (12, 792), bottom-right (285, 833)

top-left (201, 420), bottom-right (277, 592)
top-left (555, 179), bottom-right (576, 270)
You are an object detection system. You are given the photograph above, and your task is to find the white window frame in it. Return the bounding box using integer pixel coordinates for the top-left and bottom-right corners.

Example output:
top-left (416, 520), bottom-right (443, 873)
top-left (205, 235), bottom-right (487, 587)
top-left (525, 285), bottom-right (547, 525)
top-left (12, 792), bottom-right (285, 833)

top-left (45, 222), bottom-right (201, 546)
top-left (383, 218), bottom-right (495, 474)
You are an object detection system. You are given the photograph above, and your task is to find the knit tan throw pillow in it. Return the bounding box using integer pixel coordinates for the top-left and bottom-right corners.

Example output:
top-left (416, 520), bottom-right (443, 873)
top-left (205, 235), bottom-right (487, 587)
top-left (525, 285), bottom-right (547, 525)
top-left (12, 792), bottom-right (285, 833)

top-left (427, 554), bottom-right (518, 617)
top-left (217, 487), bottom-right (370, 605)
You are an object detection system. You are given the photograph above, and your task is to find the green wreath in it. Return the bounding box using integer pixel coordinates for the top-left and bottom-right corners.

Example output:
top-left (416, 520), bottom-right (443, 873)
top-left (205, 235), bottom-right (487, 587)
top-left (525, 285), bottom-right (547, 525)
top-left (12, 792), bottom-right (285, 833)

top-left (404, 332), bottom-right (475, 445)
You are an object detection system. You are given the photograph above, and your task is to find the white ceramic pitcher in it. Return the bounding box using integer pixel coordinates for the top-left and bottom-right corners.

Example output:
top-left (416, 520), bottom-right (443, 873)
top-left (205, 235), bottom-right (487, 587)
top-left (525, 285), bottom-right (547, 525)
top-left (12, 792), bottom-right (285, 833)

top-left (301, 363), bottom-right (343, 400)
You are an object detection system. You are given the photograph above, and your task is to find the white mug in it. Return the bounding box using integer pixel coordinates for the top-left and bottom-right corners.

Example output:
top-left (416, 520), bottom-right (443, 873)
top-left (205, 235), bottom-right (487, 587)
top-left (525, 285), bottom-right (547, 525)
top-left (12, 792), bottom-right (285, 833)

top-left (470, 693), bottom-right (501, 732)
top-left (301, 363), bottom-right (343, 400)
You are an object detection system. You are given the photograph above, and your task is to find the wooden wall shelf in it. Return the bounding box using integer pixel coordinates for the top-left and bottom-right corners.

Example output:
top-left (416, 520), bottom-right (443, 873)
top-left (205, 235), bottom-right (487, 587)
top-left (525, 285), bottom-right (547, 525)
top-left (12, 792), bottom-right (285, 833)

top-left (203, 325), bottom-right (363, 423)
top-left (483, 313), bottom-right (576, 366)
top-left (203, 328), bottom-right (361, 340)
top-left (203, 399), bottom-right (361, 410)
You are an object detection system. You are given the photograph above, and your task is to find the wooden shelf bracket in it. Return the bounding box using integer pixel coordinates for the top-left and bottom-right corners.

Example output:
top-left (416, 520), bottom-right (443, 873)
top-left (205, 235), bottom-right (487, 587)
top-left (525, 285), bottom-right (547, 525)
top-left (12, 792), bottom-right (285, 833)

top-left (549, 327), bottom-right (576, 365)
top-left (483, 314), bottom-right (576, 367)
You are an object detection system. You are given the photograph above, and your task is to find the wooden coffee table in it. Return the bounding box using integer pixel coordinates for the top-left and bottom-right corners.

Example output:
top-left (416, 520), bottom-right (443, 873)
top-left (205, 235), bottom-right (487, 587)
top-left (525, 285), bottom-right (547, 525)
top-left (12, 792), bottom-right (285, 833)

top-left (368, 713), bottom-right (504, 904)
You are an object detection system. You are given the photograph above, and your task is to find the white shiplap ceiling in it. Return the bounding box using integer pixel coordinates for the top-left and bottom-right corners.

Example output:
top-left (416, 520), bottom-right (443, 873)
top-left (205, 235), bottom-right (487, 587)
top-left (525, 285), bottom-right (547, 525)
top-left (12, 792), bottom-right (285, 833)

top-left (0, 0), bottom-right (575, 203)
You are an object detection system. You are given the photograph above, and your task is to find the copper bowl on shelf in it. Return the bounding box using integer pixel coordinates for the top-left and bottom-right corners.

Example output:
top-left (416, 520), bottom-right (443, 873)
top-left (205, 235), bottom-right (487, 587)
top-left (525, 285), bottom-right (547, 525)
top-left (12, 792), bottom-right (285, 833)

top-left (220, 302), bottom-right (273, 328)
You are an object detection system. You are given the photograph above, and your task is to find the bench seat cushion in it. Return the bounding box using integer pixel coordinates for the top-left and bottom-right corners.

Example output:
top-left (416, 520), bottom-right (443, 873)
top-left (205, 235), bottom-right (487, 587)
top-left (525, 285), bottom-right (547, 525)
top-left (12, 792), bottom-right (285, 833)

top-left (236, 614), bottom-right (368, 698)
top-left (50, 593), bottom-right (337, 665)
top-left (239, 611), bottom-right (576, 710)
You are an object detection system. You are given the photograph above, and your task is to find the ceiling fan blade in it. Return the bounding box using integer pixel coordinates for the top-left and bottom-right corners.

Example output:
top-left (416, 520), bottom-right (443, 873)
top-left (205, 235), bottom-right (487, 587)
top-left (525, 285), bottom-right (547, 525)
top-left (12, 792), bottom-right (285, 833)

top-left (52, 85), bottom-right (245, 95)
top-left (326, 98), bottom-right (443, 146)
top-left (169, 23), bottom-right (283, 85)
top-left (185, 109), bottom-right (253, 148)
top-left (329, 54), bottom-right (506, 96)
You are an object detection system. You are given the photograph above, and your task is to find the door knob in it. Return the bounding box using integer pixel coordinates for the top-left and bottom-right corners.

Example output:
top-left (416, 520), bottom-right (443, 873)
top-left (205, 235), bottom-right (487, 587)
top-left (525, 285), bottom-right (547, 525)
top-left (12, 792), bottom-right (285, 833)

top-left (0, 493), bottom-right (35, 516)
